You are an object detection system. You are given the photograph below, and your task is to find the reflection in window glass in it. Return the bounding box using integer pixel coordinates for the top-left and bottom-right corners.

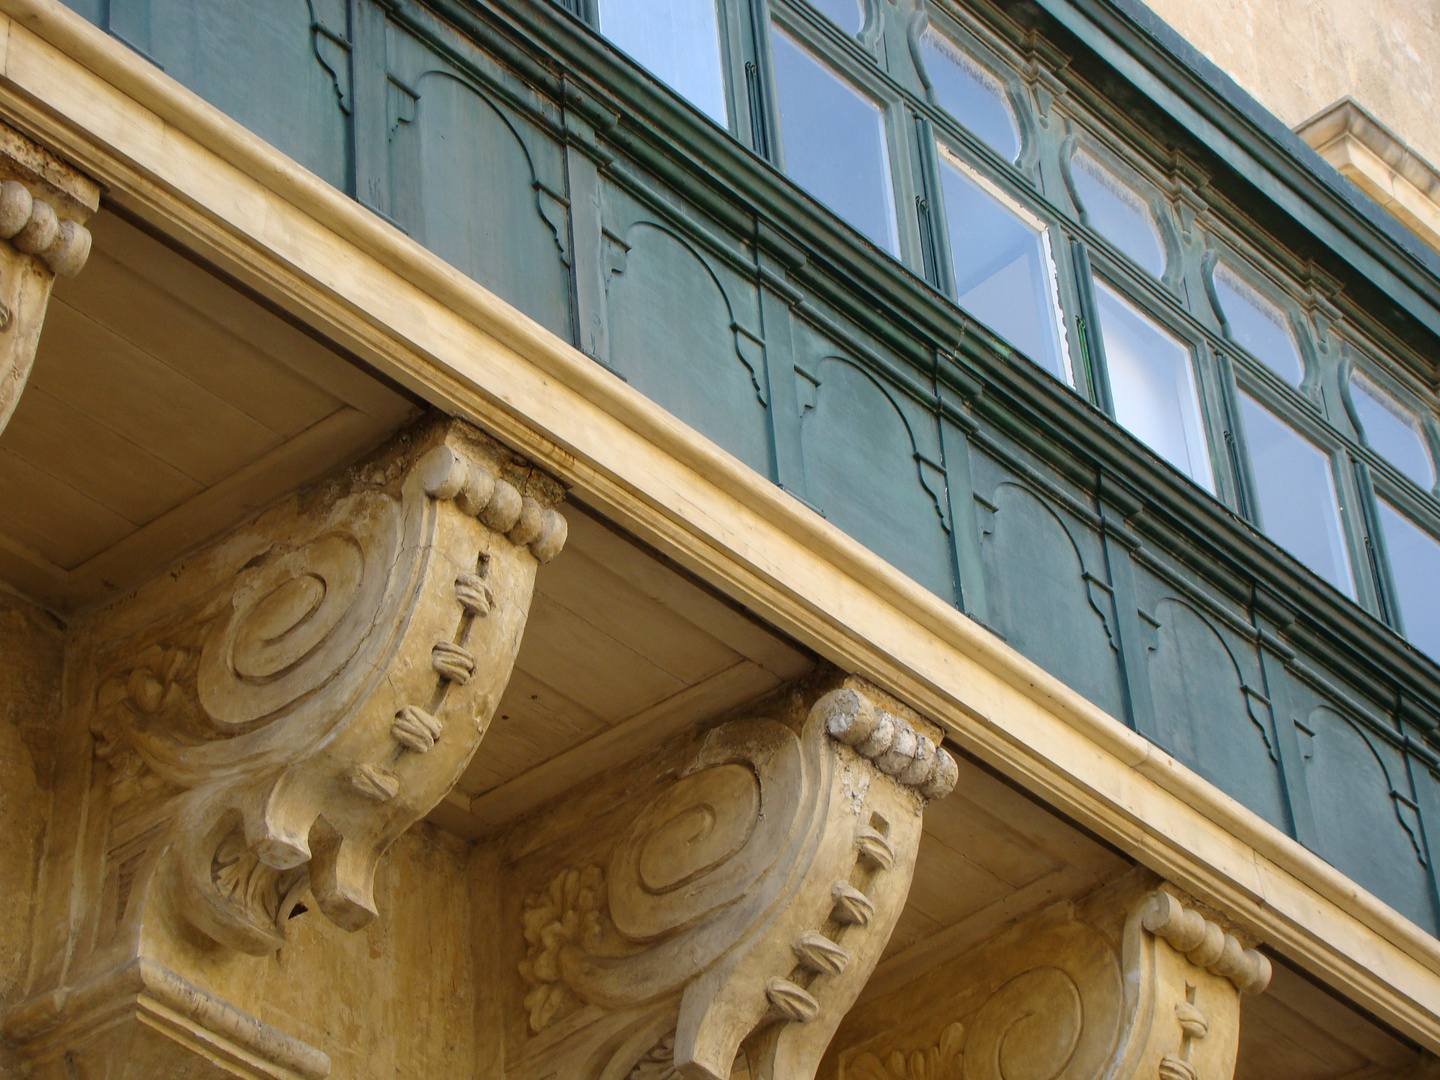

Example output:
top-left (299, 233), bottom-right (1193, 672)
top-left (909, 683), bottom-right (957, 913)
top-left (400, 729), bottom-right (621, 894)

top-left (1239, 393), bottom-right (1353, 595)
top-left (1378, 500), bottom-right (1440, 660)
top-left (1213, 267), bottom-right (1304, 385)
top-left (808, 0), bottom-right (864, 34)
top-left (939, 155), bottom-right (1066, 380)
top-left (598, 0), bottom-right (727, 125)
top-left (919, 31), bottom-right (1019, 162)
top-left (770, 27), bottom-right (897, 253)
top-left (1350, 373), bottom-right (1435, 489)
top-left (1071, 154), bottom-right (1165, 277)
top-left (1093, 279), bottom-right (1212, 489)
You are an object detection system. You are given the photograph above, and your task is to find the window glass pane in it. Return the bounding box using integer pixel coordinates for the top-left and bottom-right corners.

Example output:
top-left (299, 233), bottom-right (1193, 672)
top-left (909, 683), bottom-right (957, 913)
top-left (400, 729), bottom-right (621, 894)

top-left (939, 156), bottom-right (1066, 380)
top-left (808, 0), bottom-right (863, 34)
top-left (598, 0), bottom-right (728, 125)
top-left (770, 28), bottom-right (898, 253)
top-left (1094, 279), bottom-right (1212, 489)
top-left (1071, 153), bottom-right (1165, 277)
top-left (1350, 373), bottom-right (1435, 489)
top-left (919, 31), bottom-right (1019, 162)
top-left (1378, 500), bottom-right (1440, 660)
top-left (1239, 393), bottom-right (1353, 595)
top-left (1213, 267), bottom-right (1304, 385)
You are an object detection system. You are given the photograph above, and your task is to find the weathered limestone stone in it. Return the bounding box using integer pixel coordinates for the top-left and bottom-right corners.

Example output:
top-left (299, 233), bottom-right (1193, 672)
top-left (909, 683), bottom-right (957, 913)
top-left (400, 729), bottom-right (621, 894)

top-left (0, 591), bottom-right (65, 1078)
top-left (3, 417), bottom-right (566, 1079)
top-left (503, 675), bottom-right (958, 1080)
top-left (824, 871), bottom-right (1269, 1080)
top-left (0, 121), bottom-right (99, 437)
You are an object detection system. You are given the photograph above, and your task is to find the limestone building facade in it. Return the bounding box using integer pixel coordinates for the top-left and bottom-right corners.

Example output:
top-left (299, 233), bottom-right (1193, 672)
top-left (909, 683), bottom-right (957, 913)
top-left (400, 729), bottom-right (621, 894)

top-left (1, 0), bottom-right (1439, 1078)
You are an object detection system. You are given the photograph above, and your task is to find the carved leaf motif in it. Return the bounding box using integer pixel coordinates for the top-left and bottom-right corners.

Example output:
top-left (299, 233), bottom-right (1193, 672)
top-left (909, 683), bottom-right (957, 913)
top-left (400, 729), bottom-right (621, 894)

top-left (794, 930), bottom-right (850, 975)
top-left (831, 880), bottom-right (876, 926)
top-left (765, 977), bottom-right (820, 1023)
top-left (1158, 1056), bottom-right (1198, 1080)
top-left (210, 828), bottom-right (308, 931)
top-left (519, 865), bottom-right (608, 1032)
top-left (846, 1023), bottom-right (963, 1080)
top-left (627, 1033), bottom-right (678, 1080)
top-left (431, 640), bottom-right (477, 684)
top-left (392, 706), bottom-right (442, 754)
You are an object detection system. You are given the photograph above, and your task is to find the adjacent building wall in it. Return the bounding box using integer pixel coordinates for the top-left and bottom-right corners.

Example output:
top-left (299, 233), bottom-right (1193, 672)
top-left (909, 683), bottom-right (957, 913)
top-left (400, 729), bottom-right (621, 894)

top-left (1141, 0), bottom-right (1440, 167)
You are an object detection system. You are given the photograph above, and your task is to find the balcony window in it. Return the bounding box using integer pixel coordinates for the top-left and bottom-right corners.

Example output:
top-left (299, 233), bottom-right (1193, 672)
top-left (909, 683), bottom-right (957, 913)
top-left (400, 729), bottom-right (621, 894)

top-left (1239, 393), bottom-right (1353, 595)
top-left (1213, 266), bottom-right (1304, 385)
top-left (1377, 500), bottom-right (1440, 659)
top-left (770, 27), bottom-right (898, 253)
top-left (597, 0), bottom-right (728, 124)
top-left (1093, 279), bottom-right (1212, 489)
top-left (939, 153), bottom-right (1067, 380)
top-left (1350, 373), bottom-right (1435, 489)
top-left (807, 0), bottom-right (864, 34)
top-left (918, 30), bottom-right (1019, 162)
top-left (1071, 153), bottom-right (1165, 277)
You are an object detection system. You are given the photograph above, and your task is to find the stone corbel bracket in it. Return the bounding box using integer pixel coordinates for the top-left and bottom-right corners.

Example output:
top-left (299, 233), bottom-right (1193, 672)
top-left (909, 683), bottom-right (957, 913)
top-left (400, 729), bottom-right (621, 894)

top-left (0, 120), bottom-right (98, 435)
top-left (1121, 890), bottom-right (1270, 1080)
top-left (103, 418), bottom-right (566, 955)
top-left (513, 680), bottom-right (956, 1080)
top-left (837, 878), bottom-right (1269, 1080)
top-left (6, 419), bottom-right (568, 1080)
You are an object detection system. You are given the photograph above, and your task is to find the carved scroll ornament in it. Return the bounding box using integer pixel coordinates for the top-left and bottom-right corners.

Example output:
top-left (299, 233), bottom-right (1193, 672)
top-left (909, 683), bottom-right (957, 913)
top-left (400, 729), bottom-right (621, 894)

top-left (0, 121), bottom-right (97, 436)
top-left (86, 419), bottom-right (567, 955)
top-left (513, 683), bottom-right (957, 1080)
top-left (837, 882), bottom-right (1269, 1080)
top-left (4, 419), bottom-right (567, 1080)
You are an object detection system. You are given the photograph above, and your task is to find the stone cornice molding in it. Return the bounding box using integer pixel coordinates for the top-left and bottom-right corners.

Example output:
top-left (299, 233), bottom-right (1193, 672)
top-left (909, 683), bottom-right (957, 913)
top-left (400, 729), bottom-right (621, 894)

top-left (0, 119), bottom-right (97, 435)
top-left (1296, 99), bottom-right (1440, 255)
top-left (6, 959), bottom-right (331, 1080)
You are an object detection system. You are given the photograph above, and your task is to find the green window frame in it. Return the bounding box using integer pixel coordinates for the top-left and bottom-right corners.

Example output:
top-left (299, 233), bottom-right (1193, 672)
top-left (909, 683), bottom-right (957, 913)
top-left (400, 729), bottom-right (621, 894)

top-left (560, 0), bottom-right (1440, 662)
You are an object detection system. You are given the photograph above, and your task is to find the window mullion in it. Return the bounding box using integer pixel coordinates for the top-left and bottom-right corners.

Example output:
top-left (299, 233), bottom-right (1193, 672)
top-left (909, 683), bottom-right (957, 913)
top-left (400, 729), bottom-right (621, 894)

top-left (913, 115), bottom-right (950, 292)
top-left (1213, 346), bottom-right (1255, 522)
top-left (741, 0), bottom-right (779, 159)
top-left (1345, 455), bottom-right (1393, 621)
top-left (1068, 240), bottom-right (1110, 412)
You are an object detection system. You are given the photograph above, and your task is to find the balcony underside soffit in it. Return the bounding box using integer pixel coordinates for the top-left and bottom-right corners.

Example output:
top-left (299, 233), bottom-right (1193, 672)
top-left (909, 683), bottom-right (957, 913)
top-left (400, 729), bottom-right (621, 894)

top-left (0, 208), bottom-right (420, 613)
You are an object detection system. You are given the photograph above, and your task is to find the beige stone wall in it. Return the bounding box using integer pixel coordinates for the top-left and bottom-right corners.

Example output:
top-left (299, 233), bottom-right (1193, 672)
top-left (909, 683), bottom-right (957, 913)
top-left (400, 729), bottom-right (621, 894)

top-left (174, 822), bottom-right (480, 1080)
top-left (0, 592), bottom-right (62, 1073)
top-left (1141, 0), bottom-right (1440, 168)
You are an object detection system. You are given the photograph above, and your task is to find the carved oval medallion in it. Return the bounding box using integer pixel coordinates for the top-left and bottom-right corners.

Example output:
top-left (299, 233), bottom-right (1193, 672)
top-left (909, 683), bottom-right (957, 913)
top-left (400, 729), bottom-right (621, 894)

top-left (607, 718), bottom-right (803, 944)
top-left (637, 764), bottom-right (759, 894)
top-left (197, 494), bottom-right (401, 733)
top-left (230, 535), bottom-right (363, 681)
top-left (965, 967), bottom-right (1082, 1080)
